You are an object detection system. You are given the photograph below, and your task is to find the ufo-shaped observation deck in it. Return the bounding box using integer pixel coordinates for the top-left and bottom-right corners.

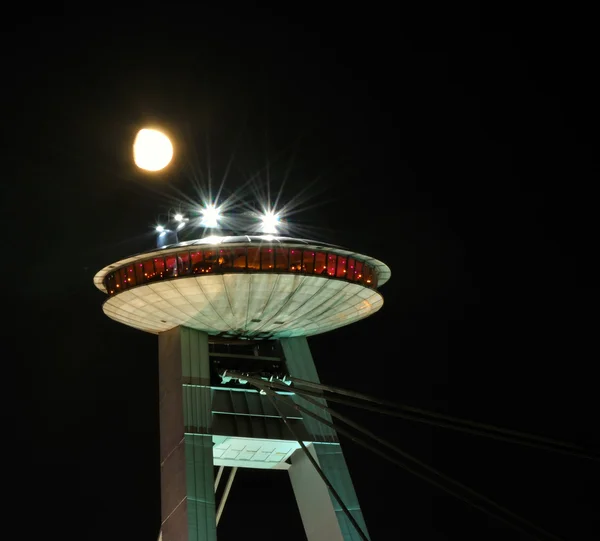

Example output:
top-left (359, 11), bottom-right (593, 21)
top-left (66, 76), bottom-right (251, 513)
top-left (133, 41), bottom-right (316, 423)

top-left (94, 235), bottom-right (390, 339)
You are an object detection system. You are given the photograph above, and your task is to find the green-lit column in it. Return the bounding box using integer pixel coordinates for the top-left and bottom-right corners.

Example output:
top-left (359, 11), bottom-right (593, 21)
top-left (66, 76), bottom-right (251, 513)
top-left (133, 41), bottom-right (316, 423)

top-left (159, 327), bottom-right (216, 541)
top-left (281, 336), bottom-right (370, 541)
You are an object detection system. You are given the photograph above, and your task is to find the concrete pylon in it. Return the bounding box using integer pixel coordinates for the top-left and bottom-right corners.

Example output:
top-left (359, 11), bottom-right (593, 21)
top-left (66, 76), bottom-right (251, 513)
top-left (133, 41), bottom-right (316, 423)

top-left (282, 336), bottom-right (370, 541)
top-left (158, 327), bottom-right (216, 541)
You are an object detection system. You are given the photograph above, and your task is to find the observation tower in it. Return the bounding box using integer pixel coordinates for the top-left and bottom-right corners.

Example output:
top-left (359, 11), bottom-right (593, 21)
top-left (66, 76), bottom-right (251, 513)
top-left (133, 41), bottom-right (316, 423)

top-left (94, 233), bottom-right (390, 541)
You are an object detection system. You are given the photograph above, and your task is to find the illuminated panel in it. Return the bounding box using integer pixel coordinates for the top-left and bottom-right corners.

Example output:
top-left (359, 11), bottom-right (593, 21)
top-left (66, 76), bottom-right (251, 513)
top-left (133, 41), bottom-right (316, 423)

top-left (212, 437), bottom-right (301, 470)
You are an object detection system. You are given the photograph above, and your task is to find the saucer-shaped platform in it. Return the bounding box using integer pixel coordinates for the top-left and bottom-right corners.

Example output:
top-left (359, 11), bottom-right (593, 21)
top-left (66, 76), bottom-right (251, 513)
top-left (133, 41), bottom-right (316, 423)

top-left (94, 235), bottom-right (390, 338)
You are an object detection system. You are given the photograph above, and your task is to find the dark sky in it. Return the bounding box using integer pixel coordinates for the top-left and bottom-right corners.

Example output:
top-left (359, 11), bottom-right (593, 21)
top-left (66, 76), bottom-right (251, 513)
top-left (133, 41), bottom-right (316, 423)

top-left (2, 7), bottom-right (599, 541)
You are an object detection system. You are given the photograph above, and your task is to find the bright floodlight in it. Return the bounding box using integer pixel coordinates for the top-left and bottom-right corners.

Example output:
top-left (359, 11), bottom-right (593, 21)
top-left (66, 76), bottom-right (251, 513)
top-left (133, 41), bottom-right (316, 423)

top-left (200, 204), bottom-right (221, 228)
top-left (155, 225), bottom-right (165, 233)
top-left (133, 128), bottom-right (173, 171)
top-left (260, 211), bottom-right (280, 234)
top-left (174, 213), bottom-right (184, 222)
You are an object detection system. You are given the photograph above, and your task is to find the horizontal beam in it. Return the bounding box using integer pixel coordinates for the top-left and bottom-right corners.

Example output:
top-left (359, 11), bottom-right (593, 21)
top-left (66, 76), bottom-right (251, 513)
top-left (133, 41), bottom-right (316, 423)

top-left (209, 352), bottom-right (281, 362)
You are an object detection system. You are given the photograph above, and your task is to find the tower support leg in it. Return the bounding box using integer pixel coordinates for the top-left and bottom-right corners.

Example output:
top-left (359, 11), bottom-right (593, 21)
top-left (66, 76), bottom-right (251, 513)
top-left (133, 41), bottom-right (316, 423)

top-left (281, 337), bottom-right (370, 541)
top-left (159, 327), bottom-right (216, 541)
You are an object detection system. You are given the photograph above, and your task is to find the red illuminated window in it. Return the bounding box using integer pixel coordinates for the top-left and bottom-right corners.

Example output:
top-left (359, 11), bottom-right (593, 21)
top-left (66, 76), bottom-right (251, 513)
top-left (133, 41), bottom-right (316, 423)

top-left (232, 248), bottom-right (247, 271)
top-left (191, 251), bottom-right (203, 274)
top-left (247, 248), bottom-right (260, 270)
top-left (154, 257), bottom-right (165, 276)
top-left (327, 254), bottom-right (337, 276)
top-left (104, 246), bottom-right (379, 297)
top-left (165, 255), bottom-right (177, 277)
top-left (106, 273), bottom-right (117, 294)
top-left (125, 265), bottom-right (136, 286)
top-left (336, 256), bottom-right (347, 278)
top-left (261, 247), bottom-right (274, 270)
top-left (218, 249), bottom-right (233, 270)
top-left (347, 258), bottom-right (356, 281)
top-left (143, 259), bottom-right (157, 281)
top-left (363, 264), bottom-right (374, 287)
top-left (177, 252), bottom-right (190, 275)
top-left (135, 263), bottom-right (144, 284)
top-left (118, 268), bottom-right (128, 289)
top-left (204, 250), bottom-right (217, 272)
top-left (302, 251), bottom-right (315, 273)
top-left (315, 252), bottom-right (327, 275)
top-left (275, 248), bottom-right (288, 271)
top-left (289, 249), bottom-right (302, 271)
top-left (354, 260), bottom-right (363, 282)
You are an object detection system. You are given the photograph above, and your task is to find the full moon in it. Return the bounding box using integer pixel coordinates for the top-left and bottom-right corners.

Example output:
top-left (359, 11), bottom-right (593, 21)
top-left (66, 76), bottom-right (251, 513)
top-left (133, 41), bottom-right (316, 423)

top-left (133, 128), bottom-right (174, 171)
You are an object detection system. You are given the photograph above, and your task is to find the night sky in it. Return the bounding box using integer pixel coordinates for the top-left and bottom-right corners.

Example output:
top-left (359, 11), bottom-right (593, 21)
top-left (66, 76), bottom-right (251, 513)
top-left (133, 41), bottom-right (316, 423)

top-left (2, 8), bottom-right (599, 541)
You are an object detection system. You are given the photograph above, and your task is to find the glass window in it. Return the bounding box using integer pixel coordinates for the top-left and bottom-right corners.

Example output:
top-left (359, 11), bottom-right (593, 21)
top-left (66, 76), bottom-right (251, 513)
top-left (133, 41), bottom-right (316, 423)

top-left (154, 257), bottom-right (165, 277)
top-left (289, 249), bottom-right (302, 271)
top-left (327, 254), bottom-right (337, 276)
top-left (354, 260), bottom-right (364, 283)
top-left (204, 250), bottom-right (217, 273)
top-left (336, 256), bottom-right (347, 278)
top-left (165, 255), bottom-right (177, 277)
top-left (363, 264), bottom-right (374, 287)
top-left (190, 251), bottom-right (204, 274)
top-left (126, 264), bottom-right (136, 286)
top-left (117, 268), bottom-right (128, 289)
top-left (247, 248), bottom-right (260, 270)
top-left (103, 247), bottom-right (379, 294)
top-left (218, 249), bottom-right (233, 271)
top-left (143, 259), bottom-right (157, 281)
top-left (302, 250), bottom-right (315, 273)
top-left (347, 258), bottom-right (356, 281)
top-left (275, 248), bottom-right (288, 271)
top-left (315, 252), bottom-right (327, 275)
top-left (106, 272), bottom-right (117, 294)
top-left (135, 262), bottom-right (145, 284)
top-left (232, 248), bottom-right (247, 271)
top-left (177, 252), bottom-right (191, 275)
top-left (261, 247), bottom-right (274, 270)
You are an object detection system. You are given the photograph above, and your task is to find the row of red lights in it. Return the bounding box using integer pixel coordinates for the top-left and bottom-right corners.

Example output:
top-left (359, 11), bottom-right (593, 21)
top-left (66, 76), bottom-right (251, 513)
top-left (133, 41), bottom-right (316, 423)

top-left (107, 248), bottom-right (374, 293)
